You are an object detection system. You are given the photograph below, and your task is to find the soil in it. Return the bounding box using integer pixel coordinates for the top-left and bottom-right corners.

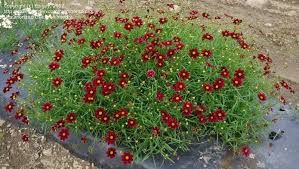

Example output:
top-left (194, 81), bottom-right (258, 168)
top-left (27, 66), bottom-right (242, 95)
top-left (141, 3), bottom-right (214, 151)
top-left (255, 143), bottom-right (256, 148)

top-left (0, 0), bottom-right (298, 169)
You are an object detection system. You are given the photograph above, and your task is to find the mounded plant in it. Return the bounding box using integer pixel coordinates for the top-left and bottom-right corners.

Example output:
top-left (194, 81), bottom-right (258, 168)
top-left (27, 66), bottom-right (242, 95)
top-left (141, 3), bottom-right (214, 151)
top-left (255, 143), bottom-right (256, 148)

top-left (4, 9), bottom-right (294, 165)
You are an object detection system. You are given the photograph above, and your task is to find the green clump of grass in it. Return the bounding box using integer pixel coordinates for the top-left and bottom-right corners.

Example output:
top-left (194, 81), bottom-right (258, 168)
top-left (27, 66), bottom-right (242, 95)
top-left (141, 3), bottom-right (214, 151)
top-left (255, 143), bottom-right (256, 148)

top-left (17, 9), bottom-right (279, 163)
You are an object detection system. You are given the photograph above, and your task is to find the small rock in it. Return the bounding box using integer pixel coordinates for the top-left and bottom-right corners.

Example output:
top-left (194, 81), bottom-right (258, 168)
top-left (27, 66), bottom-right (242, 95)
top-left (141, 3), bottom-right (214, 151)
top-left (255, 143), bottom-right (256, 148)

top-left (43, 148), bottom-right (52, 156)
top-left (246, 0), bottom-right (269, 8)
top-left (264, 23), bottom-right (272, 27)
top-left (169, 5), bottom-right (181, 13)
top-left (85, 6), bottom-right (93, 10)
top-left (286, 10), bottom-right (296, 16)
top-left (257, 161), bottom-right (266, 168)
top-left (40, 159), bottom-right (55, 168)
top-left (0, 119), bottom-right (5, 127)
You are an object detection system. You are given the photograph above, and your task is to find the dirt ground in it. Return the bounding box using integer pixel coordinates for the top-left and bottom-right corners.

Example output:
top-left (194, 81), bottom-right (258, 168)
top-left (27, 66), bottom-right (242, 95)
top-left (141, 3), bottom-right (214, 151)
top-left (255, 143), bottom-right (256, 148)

top-left (0, 0), bottom-right (298, 169)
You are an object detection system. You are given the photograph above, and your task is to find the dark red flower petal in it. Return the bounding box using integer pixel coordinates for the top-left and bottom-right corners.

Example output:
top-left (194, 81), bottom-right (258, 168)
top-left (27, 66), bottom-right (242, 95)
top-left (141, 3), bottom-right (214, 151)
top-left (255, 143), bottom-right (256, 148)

top-left (106, 147), bottom-right (117, 159)
top-left (58, 127), bottom-right (70, 141)
top-left (121, 152), bottom-right (133, 164)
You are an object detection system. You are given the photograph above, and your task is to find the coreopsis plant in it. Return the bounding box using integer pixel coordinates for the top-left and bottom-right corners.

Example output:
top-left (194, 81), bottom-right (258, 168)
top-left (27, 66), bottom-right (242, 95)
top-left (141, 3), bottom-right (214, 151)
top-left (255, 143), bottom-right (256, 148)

top-left (11, 9), bottom-right (293, 164)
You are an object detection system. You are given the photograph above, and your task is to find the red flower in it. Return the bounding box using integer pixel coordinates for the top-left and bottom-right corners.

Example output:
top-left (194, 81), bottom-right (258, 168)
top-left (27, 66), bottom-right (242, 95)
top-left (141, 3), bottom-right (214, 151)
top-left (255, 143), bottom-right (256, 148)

top-left (132, 16), bottom-right (143, 27)
top-left (100, 115), bottom-right (110, 124)
top-left (241, 146), bottom-right (251, 157)
top-left (121, 152), bottom-right (133, 164)
top-left (99, 24), bottom-right (106, 33)
top-left (119, 108), bottom-right (129, 117)
top-left (167, 118), bottom-right (180, 130)
top-left (10, 91), bottom-right (20, 100)
top-left (202, 12), bottom-right (209, 18)
top-left (90, 39), bottom-right (104, 49)
top-left (176, 42), bottom-right (185, 50)
top-left (280, 80), bottom-right (290, 89)
top-left (106, 131), bottom-right (117, 145)
top-left (110, 57), bottom-right (122, 66)
top-left (197, 115), bottom-right (207, 124)
top-left (82, 57), bottom-right (92, 68)
top-left (280, 96), bottom-right (287, 105)
top-left (22, 116), bottom-right (29, 125)
top-left (172, 36), bottom-right (181, 42)
top-left (119, 72), bottom-right (129, 79)
top-left (58, 127), bottom-right (70, 141)
top-left (119, 79), bottom-right (128, 88)
top-left (156, 61), bottom-right (165, 68)
top-left (240, 41), bottom-right (249, 49)
top-left (156, 91), bottom-right (165, 101)
top-left (190, 9), bottom-right (199, 15)
top-left (208, 113), bottom-right (218, 123)
top-left (156, 53), bottom-right (166, 61)
top-left (127, 118), bottom-right (138, 128)
top-left (96, 69), bottom-right (106, 77)
top-left (221, 30), bottom-right (230, 37)
top-left (166, 48), bottom-right (176, 58)
top-left (48, 61), bottom-right (60, 71)
top-left (15, 110), bottom-right (24, 120)
top-left (141, 53), bottom-right (151, 62)
top-left (42, 102), bottom-right (53, 112)
top-left (179, 69), bottom-right (190, 80)
top-left (173, 81), bottom-right (186, 91)
top-left (124, 22), bottom-right (134, 31)
top-left (159, 17), bottom-right (168, 24)
top-left (22, 134), bottom-right (29, 142)
top-left (189, 48), bottom-right (200, 58)
top-left (83, 94), bottom-right (95, 103)
top-left (220, 66), bottom-right (230, 78)
top-left (234, 68), bottom-right (245, 79)
top-left (151, 127), bottom-right (160, 136)
top-left (258, 92), bottom-right (267, 101)
top-left (147, 23), bottom-right (155, 29)
top-left (213, 78), bottom-right (225, 90)
top-left (201, 49), bottom-right (212, 58)
top-left (114, 32), bottom-right (122, 38)
top-left (3, 85), bottom-right (12, 93)
top-left (92, 77), bottom-right (104, 87)
top-left (215, 108), bottom-right (226, 121)
top-left (202, 83), bottom-right (214, 92)
top-left (161, 110), bottom-right (172, 123)
top-left (95, 107), bottom-right (106, 120)
top-left (257, 54), bottom-right (267, 62)
top-left (78, 38), bottom-right (86, 45)
top-left (170, 93), bottom-right (183, 103)
top-left (146, 69), bottom-right (156, 78)
top-left (231, 77), bottom-right (243, 87)
top-left (52, 77), bottom-right (63, 87)
top-left (113, 112), bottom-right (122, 120)
top-left (182, 101), bottom-right (193, 110)
top-left (181, 101), bottom-right (193, 116)
top-left (5, 102), bottom-right (14, 112)
top-left (106, 147), bottom-right (117, 159)
top-left (81, 135), bottom-right (87, 144)
top-left (202, 33), bottom-right (213, 40)
top-left (56, 119), bottom-right (65, 128)
top-left (102, 82), bottom-right (116, 96)
top-left (233, 18), bottom-right (242, 25)
top-left (54, 49), bottom-right (64, 62)
top-left (85, 86), bottom-right (97, 95)
top-left (66, 112), bottom-right (77, 123)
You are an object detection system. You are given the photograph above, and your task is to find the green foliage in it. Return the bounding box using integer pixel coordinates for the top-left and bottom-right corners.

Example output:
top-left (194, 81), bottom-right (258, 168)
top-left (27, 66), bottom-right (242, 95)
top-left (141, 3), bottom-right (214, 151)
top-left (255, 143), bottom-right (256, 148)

top-left (18, 11), bottom-right (275, 162)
